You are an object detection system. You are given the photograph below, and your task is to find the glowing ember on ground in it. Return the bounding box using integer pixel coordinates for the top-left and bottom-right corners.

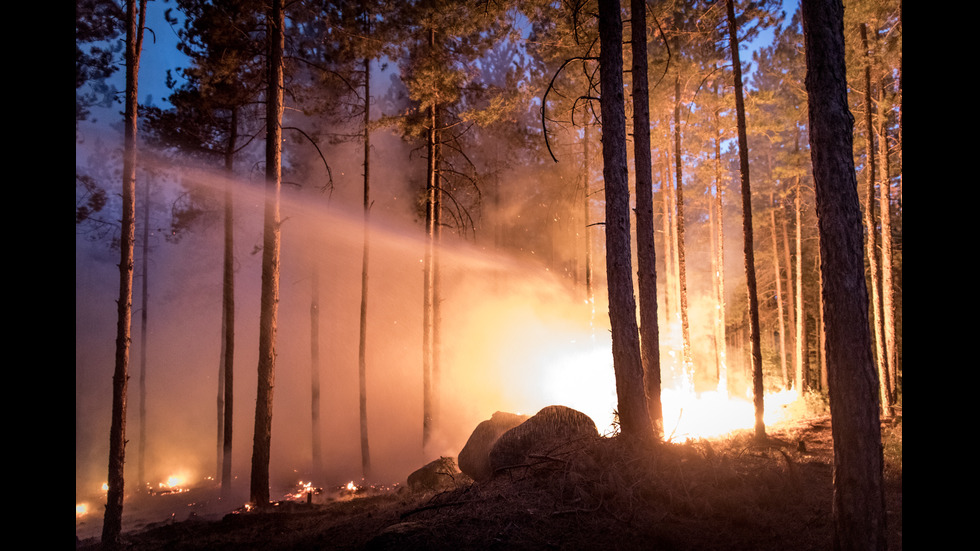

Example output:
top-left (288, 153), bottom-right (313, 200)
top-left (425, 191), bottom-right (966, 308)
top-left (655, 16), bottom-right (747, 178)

top-left (345, 481), bottom-right (358, 492)
top-left (284, 481), bottom-right (317, 501)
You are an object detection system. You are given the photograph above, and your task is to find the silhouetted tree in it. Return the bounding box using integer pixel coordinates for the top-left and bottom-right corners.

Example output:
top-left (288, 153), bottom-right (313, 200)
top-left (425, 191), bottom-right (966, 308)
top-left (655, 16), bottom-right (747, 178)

top-left (724, 0), bottom-right (765, 441)
top-left (800, 0), bottom-right (886, 548)
top-left (102, 1), bottom-right (146, 548)
top-left (598, 0), bottom-right (653, 444)
top-left (630, 0), bottom-right (664, 437)
top-left (250, 0), bottom-right (284, 508)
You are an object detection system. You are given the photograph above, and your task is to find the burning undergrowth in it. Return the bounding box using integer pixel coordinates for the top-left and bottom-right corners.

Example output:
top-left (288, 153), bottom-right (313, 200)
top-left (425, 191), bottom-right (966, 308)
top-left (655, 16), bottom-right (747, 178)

top-left (90, 418), bottom-right (902, 550)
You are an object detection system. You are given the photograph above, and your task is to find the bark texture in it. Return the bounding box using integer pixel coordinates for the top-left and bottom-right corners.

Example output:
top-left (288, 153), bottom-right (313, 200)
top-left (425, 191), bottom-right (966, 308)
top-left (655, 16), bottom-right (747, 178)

top-left (725, 0), bottom-right (765, 441)
top-left (598, 0), bottom-right (653, 443)
top-left (801, 1), bottom-right (887, 549)
top-left (631, 0), bottom-right (663, 436)
top-left (250, 0), bottom-right (284, 507)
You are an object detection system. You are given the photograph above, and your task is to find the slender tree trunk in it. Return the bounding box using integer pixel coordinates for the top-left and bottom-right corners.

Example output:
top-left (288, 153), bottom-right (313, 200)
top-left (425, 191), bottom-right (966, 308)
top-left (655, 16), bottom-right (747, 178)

top-left (794, 177), bottom-right (809, 393)
top-left (801, 3), bottom-right (887, 548)
top-left (725, 0), bottom-right (765, 441)
top-left (780, 192), bottom-right (797, 377)
top-left (102, 1), bottom-right (144, 546)
top-left (138, 176), bottom-right (149, 491)
top-left (220, 107), bottom-right (237, 498)
top-left (422, 26), bottom-right (438, 450)
top-left (672, 74), bottom-right (694, 389)
top-left (631, 0), bottom-right (663, 437)
top-left (713, 95), bottom-right (727, 396)
top-left (661, 147), bottom-right (676, 323)
top-left (310, 268), bottom-right (322, 484)
top-left (770, 190), bottom-right (789, 389)
top-left (250, 0), bottom-right (284, 507)
top-left (358, 55), bottom-right (373, 476)
top-left (876, 83), bottom-right (897, 407)
top-left (860, 23), bottom-right (892, 417)
top-left (598, 0), bottom-right (653, 443)
top-left (583, 125), bottom-right (593, 305)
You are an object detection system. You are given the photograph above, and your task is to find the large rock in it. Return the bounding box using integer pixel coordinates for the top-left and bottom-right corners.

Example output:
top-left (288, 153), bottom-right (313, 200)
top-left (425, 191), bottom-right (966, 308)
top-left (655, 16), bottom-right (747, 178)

top-left (457, 411), bottom-right (529, 481)
top-left (407, 456), bottom-right (460, 492)
top-left (488, 405), bottom-right (598, 475)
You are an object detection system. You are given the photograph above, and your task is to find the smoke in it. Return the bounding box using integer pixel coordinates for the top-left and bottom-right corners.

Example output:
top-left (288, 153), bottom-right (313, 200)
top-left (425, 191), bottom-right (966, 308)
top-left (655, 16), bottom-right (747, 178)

top-left (75, 134), bottom-right (612, 504)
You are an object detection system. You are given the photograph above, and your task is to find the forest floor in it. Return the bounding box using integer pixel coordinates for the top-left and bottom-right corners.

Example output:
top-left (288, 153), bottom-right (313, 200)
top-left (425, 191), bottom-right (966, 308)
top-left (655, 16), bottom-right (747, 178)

top-left (76, 414), bottom-right (902, 550)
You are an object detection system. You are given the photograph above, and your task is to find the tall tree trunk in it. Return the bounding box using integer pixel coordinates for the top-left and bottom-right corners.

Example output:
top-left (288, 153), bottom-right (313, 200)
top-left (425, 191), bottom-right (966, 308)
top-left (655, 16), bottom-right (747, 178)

top-left (660, 147), bottom-right (676, 323)
top-left (598, 0), bottom-right (653, 443)
top-left (310, 268), bottom-right (322, 484)
top-left (860, 23), bottom-right (892, 417)
top-left (780, 191), bottom-right (797, 378)
top-left (801, 2), bottom-right (887, 548)
top-left (220, 106), bottom-right (237, 499)
top-left (769, 190), bottom-right (789, 389)
top-left (876, 82), bottom-right (897, 407)
top-left (631, 0), bottom-right (663, 437)
top-left (138, 176), bottom-right (149, 490)
top-left (250, 0), bottom-right (284, 507)
top-left (102, 1), bottom-right (145, 547)
top-left (358, 54), bottom-right (373, 476)
top-left (583, 125), bottom-right (593, 305)
top-left (713, 111), bottom-right (727, 396)
top-left (794, 177), bottom-right (809, 393)
top-left (422, 26), bottom-right (438, 450)
top-left (672, 73), bottom-right (694, 389)
top-left (725, 0), bottom-right (765, 442)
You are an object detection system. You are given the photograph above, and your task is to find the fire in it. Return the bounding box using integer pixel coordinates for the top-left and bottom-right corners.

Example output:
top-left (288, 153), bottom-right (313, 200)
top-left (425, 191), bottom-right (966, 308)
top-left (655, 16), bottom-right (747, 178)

top-left (153, 471), bottom-right (191, 494)
top-left (284, 480), bottom-right (315, 501)
top-left (345, 481), bottom-right (358, 492)
top-left (76, 503), bottom-right (89, 518)
top-left (532, 328), bottom-right (805, 441)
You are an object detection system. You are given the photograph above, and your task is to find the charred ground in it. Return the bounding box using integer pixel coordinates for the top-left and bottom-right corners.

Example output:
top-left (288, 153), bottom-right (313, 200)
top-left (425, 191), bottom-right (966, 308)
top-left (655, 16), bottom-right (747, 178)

top-left (76, 415), bottom-right (902, 550)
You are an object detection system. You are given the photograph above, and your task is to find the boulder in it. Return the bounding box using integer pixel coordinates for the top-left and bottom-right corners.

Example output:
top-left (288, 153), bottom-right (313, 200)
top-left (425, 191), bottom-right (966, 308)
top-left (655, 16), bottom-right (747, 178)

top-left (488, 405), bottom-right (598, 475)
top-left (407, 456), bottom-right (460, 492)
top-left (457, 411), bottom-right (529, 481)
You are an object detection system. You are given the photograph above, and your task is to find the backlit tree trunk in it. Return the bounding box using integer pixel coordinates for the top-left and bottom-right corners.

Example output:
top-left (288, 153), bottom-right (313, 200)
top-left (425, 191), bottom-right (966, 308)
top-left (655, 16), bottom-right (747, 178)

top-left (220, 105), bottom-right (237, 498)
top-left (712, 85), bottom-right (727, 395)
top-left (801, 2), bottom-right (887, 548)
top-left (631, 0), bottom-right (663, 437)
top-left (794, 176), bottom-right (808, 392)
top-left (358, 54), bottom-right (373, 475)
top-left (102, 1), bottom-right (145, 547)
top-left (770, 189), bottom-right (789, 389)
top-left (250, 0), bottom-right (284, 507)
top-left (673, 73), bottom-right (694, 389)
top-left (138, 176), bottom-right (149, 490)
top-left (860, 23), bottom-right (892, 417)
top-left (598, 0), bottom-right (653, 443)
top-left (725, 0), bottom-right (765, 441)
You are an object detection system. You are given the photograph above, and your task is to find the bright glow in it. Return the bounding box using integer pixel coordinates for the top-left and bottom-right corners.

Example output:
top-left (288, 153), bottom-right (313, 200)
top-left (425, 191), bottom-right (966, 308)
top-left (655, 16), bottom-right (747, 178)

top-left (76, 503), bottom-right (89, 518)
top-left (155, 471), bottom-right (191, 494)
top-left (534, 334), bottom-right (803, 440)
top-left (345, 481), bottom-right (358, 492)
top-left (101, 482), bottom-right (109, 492)
top-left (285, 480), bottom-right (314, 501)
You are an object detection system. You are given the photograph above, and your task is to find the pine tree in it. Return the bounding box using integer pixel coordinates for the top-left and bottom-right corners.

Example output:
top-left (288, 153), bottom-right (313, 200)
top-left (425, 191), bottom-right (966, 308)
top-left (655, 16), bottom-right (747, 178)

top-left (249, 0), bottom-right (284, 508)
top-left (102, 1), bottom-right (146, 548)
top-left (598, 0), bottom-right (654, 443)
top-left (800, 1), bottom-right (886, 547)
top-left (725, 0), bottom-right (765, 441)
